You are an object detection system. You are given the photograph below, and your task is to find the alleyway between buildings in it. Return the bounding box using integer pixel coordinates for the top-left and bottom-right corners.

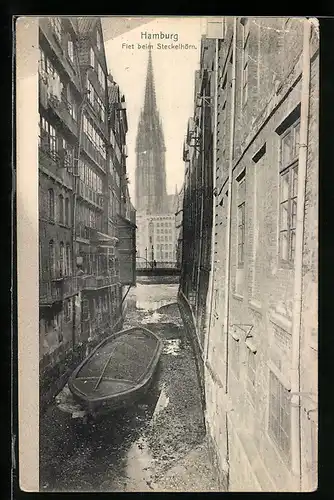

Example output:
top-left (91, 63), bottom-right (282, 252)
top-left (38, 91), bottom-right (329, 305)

top-left (39, 283), bottom-right (220, 492)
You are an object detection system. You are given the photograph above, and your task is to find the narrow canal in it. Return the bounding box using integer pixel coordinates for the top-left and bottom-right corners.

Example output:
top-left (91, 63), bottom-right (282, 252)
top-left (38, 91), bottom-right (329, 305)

top-left (39, 283), bottom-right (219, 492)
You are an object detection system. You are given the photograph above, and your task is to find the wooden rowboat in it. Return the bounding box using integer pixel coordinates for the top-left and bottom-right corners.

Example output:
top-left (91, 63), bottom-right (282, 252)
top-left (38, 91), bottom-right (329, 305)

top-left (68, 326), bottom-right (163, 414)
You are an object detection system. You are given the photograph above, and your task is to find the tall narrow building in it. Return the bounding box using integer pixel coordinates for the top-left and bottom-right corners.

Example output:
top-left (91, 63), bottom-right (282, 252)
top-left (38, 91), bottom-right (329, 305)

top-left (135, 49), bottom-right (167, 214)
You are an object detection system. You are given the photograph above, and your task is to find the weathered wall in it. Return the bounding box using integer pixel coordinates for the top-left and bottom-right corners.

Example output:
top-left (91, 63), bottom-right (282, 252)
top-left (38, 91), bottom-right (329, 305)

top-left (202, 17), bottom-right (318, 492)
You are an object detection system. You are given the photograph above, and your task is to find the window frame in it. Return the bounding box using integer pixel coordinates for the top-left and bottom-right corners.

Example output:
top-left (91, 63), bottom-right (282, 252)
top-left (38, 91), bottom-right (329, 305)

top-left (58, 194), bottom-right (64, 224)
top-left (48, 188), bottom-right (55, 221)
top-left (278, 119), bottom-right (300, 266)
top-left (268, 370), bottom-right (291, 464)
top-left (49, 240), bottom-right (56, 278)
top-left (97, 63), bottom-right (105, 91)
top-left (59, 241), bottom-right (65, 277)
top-left (66, 243), bottom-right (71, 275)
top-left (65, 197), bottom-right (70, 226)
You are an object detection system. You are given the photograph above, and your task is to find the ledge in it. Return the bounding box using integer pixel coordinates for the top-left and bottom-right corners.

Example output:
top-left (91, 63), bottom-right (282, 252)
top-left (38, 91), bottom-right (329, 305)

top-left (249, 299), bottom-right (262, 314)
top-left (245, 338), bottom-right (257, 354)
top-left (269, 310), bottom-right (292, 333)
top-left (267, 360), bottom-right (291, 391)
top-left (232, 293), bottom-right (243, 302)
top-left (230, 330), bottom-right (240, 342)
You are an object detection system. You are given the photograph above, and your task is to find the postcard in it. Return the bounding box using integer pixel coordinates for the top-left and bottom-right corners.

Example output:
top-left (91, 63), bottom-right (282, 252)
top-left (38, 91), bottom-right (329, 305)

top-left (16, 16), bottom-right (318, 493)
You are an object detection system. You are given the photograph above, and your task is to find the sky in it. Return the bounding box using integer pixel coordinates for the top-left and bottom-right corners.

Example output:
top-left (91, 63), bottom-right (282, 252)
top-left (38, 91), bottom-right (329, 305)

top-left (102, 17), bottom-right (206, 203)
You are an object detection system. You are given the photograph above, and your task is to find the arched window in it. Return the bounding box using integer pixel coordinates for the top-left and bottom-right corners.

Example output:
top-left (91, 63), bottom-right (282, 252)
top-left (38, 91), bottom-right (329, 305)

top-left (59, 242), bottom-right (65, 277)
top-left (66, 243), bottom-right (71, 276)
top-left (49, 240), bottom-right (55, 278)
top-left (48, 188), bottom-right (55, 220)
top-left (58, 194), bottom-right (64, 224)
top-left (65, 197), bottom-right (70, 226)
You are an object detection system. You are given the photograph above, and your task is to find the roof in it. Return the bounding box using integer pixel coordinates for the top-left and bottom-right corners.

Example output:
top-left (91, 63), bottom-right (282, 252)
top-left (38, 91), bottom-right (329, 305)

top-left (74, 17), bottom-right (99, 36)
top-left (108, 82), bottom-right (120, 104)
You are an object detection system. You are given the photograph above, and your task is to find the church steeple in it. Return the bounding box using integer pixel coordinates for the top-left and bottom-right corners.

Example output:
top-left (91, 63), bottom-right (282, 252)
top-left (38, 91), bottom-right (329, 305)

top-left (135, 49), bottom-right (167, 214)
top-left (143, 48), bottom-right (157, 115)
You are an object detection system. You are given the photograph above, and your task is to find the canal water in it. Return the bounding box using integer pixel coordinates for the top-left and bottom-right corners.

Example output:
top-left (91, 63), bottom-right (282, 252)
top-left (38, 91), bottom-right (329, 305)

top-left (39, 283), bottom-right (214, 492)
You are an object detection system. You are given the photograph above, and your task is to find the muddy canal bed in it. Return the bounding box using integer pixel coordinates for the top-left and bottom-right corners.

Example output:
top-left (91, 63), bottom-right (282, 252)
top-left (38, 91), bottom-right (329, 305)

top-left (39, 284), bottom-right (208, 492)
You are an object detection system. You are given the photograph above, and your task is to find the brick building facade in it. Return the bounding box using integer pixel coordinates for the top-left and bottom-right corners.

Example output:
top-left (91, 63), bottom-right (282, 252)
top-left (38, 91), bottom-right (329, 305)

top-left (38, 17), bottom-right (136, 410)
top-left (179, 17), bottom-right (318, 492)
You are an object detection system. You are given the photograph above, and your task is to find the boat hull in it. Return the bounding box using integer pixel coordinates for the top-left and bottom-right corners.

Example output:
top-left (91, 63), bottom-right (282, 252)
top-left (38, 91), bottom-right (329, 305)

top-left (68, 326), bottom-right (163, 415)
top-left (71, 366), bottom-right (158, 414)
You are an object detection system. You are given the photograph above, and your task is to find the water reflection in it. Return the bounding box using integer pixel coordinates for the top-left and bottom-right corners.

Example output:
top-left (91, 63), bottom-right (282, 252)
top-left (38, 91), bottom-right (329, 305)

top-left (125, 437), bottom-right (155, 491)
top-left (127, 284), bottom-right (179, 313)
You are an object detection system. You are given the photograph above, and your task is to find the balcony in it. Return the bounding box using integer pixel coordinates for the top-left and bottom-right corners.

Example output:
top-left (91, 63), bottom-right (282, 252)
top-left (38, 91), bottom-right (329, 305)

top-left (82, 274), bottom-right (119, 291)
top-left (39, 77), bottom-right (78, 138)
top-left (49, 94), bottom-right (78, 138)
top-left (77, 180), bottom-right (104, 209)
top-left (75, 223), bottom-right (92, 241)
top-left (39, 276), bottom-right (80, 305)
top-left (39, 147), bottom-right (73, 190)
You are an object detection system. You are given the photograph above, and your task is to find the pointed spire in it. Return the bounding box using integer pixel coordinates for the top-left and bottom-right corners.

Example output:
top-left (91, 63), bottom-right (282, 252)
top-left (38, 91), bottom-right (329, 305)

top-left (143, 47), bottom-right (157, 114)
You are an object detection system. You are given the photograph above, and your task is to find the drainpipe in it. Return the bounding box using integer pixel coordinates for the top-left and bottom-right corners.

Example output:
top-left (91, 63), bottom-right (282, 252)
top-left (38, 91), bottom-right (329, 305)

top-left (204, 37), bottom-right (219, 362)
top-left (290, 18), bottom-right (312, 492)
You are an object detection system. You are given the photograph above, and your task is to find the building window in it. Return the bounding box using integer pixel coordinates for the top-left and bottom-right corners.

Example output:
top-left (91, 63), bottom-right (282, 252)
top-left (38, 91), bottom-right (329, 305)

top-left (58, 194), bottom-right (64, 224)
top-left (87, 79), bottom-right (95, 106)
top-left (59, 242), bottom-right (65, 277)
top-left (83, 114), bottom-right (106, 159)
top-left (95, 93), bottom-right (105, 122)
top-left (268, 370), bottom-right (291, 462)
top-left (66, 87), bottom-right (77, 121)
top-left (50, 17), bottom-right (62, 42)
top-left (66, 243), bottom-right (71, 275)
top-left (49, 240), bottom-right (56, 278)
top-left (48, 188), bottom-right (55, 220)
top-left (241, 18), bottom-right (249, 106)
top-left (279, 120), bottom-right (300, 264)
top-left (82, 299), bottom-right (89, 321)
top-left (40, 117), bottom-right (58, 158)
top-left (97, 63), bottom-right (105, 91)
top-left (237, 171), bottom-right (246, 268)
top-left (67, 39), bottom-right (74, 63)
top-left (63, 139), bottom-right (74, 168)
top-left (64, 299), bottom-right (73, 322)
